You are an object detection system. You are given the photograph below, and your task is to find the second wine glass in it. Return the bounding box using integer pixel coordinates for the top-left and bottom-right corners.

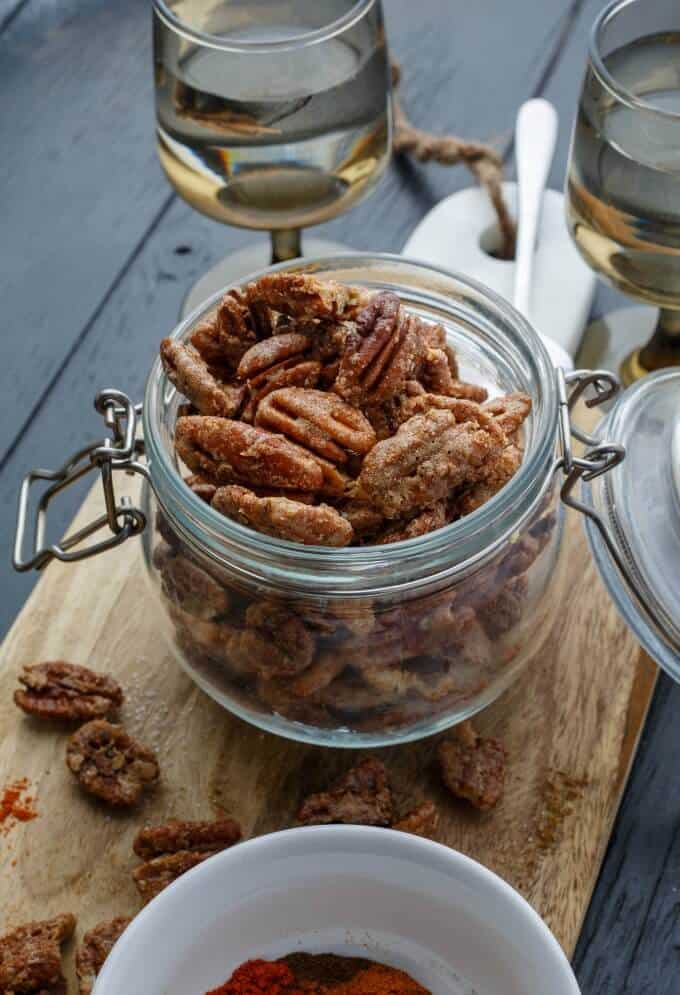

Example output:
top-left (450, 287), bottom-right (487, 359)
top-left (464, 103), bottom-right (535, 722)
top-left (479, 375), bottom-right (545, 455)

top-left (153, 0), bottom-right (392, 313)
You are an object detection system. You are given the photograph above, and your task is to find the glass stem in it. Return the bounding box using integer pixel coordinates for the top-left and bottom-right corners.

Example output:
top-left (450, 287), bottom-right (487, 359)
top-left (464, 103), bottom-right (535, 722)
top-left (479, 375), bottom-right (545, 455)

top-left (638, 308), bottom-right (680, 371)
top-left (270, 229), bottom-right (302, 264)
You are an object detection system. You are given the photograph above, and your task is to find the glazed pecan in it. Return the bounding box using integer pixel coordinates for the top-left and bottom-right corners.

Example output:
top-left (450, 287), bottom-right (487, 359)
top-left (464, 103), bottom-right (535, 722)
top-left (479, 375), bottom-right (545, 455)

top-left (419, 343), bottom-right (462, 396)
top-left (478, 575), bottom-right (528, 639)
top-left (175, 416), bottom-right (324, 492)
top-left (483, 392), bottom-right (532, 436)
top-left (255, 387), bottom-right (376, 463)
top-left (214, 288), bottom-right (275, 366)
top-left (159, 552), bottom-right (231, 619)
top-left (213, 485), bottom-right (353, 547)
top-left (394, 393), bottom-right (490, 427)
top-left (298, 757), bottom-right (393, 827)
top-left (357, 408), bottom-right (505, 518)
top-left (133, 817), bottom-right (242, 859)
top-left (76, 918), bottom-right (131, 995)
top-left (334, 294), bottom-right (424, 405)
top-left (184, 473), bottom-right (217, 504)
top-left (339, 500), bottom-right (385, 539)
top-left (392, 800), bottom-right (439, 837)
top-left (0, 914), bottom-right (75, 995)
top-left (237, 332), bottom-right (311, 380)
top-left (247, 273), bottom-right (369, 320)
top-left (161, 339), bottom-right (245, 418)
top-left (373, 502), bottom-right (447, 545)
top-left (438, 722), bottom-right (507, 811)
top-left (66, 720), bottom-right (160, 807)
top-left (230, 601), bottom-right (316, 679)
top-left (132, 851), bottom-right (213, 903)
top-left (189, 317), bottom-right (226, 366)
top-left (14, 661), bottom-right (123, 722)
top-left (455, 443), bottom-right (522, 517)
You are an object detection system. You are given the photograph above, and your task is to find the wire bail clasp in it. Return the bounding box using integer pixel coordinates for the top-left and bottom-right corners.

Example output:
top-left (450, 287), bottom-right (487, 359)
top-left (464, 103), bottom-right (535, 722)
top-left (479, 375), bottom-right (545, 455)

top-left (13, 390), bottom-right (150, 572)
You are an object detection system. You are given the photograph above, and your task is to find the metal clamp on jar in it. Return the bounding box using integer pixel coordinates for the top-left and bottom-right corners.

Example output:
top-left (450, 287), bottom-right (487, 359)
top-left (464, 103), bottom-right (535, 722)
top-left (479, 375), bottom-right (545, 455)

top-left (11, 256), bottom-right (678, 746)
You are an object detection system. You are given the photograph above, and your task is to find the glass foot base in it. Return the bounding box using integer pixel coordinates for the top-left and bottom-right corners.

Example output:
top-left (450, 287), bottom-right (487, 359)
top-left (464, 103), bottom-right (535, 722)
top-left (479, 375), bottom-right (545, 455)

top-left (180, 237), bottom-right (351, 318)
top-left (576, 305), bottom-right (659, 386)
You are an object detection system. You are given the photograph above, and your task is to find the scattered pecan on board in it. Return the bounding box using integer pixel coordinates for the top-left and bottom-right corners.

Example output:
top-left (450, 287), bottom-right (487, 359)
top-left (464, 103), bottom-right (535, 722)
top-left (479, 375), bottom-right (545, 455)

top-left (14, 662), bottom-right (123, 722)
top-left (66, 720), bottom-right (160, 807)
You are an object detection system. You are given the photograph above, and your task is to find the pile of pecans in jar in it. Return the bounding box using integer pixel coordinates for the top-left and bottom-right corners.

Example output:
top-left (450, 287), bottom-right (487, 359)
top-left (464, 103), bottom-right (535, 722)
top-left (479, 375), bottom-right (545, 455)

top-left (156, 273), bottom-right (557, 733)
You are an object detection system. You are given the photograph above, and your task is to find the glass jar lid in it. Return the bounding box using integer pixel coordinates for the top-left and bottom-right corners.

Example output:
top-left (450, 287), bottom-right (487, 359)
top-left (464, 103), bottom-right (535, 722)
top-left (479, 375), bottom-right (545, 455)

top-left (583, 369), bottom-right (680, 679)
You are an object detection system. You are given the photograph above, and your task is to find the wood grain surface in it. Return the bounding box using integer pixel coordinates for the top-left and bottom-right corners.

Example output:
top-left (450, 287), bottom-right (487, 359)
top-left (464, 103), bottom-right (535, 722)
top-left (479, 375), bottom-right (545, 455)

top-left (0, 458), bottom-right (656, 988)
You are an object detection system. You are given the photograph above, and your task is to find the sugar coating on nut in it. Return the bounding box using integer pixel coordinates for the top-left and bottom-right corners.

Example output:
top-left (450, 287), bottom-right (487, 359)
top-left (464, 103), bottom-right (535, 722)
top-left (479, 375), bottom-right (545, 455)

top-left (66, 719), bottom-right (160, 807)
top-left (298, 757), bottom-right (393, 826)
top-left (133, 817), bottom-right (242, 859)
top-left (76, 917), bottom-right (131, 995)
top-left (392, 800), bottom-right (440, 837)
top-left (0, 913), bottom-right (76, 994)
top-left (438, 721), bottom-right (507, 811)
top-left (14, 661), bottom-right (123, 722)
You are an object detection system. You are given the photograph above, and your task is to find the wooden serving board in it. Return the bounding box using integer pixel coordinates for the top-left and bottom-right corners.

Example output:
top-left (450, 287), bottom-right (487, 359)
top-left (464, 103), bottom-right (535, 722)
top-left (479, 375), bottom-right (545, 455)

top-left (0, 458), bottom-right (656, 989)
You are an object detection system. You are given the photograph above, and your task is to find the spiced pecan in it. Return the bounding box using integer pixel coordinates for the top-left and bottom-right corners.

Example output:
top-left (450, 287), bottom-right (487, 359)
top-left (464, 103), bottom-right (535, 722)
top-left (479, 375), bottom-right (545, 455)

top-left (392, 800), bottom-right (439, 837)
top-left (298, 757), bottom-right (393, 826)
top-left (14, 662), bottom-right (123, 722)
top-left (419, 344), bottom-right (462, 396)
top-left (66, 720), bottom-right (160, 807)
top-left (184, 473), bottom-right (217, 504)
top-left (214, 288), bottom-right (275, 366)
top-left (478, 575), bottom-right (528, 639)
top-left (373, 502), bottom-right (447, 544)
top-left (132, 851), bottom-right (213, 903)
top-left (228, 601), bottom-right (315, 679)
top-left (213, 485), bottom-right (352, 546)
top-left (334, 295), bottom-right (424, 405)
top-left (76, 918), bottom-right (131, 995)
top-left (483, 392), bottom-right (532, 436)
top-left (159, 552), bottom-right (231, 619)
top-left (255, 388), bottom-right (376, 463)
top-left (189, 317), bottom-right (226, 365)
top-left (357, 408), bottom-right (505, 518)
top-left (0, 914), bottom-right (75, 995)
top-left (175, 416), bottom-right (324, 492)
top-left (438, 722), bottom-right (507, 810)
top-left (247, 273), bottom-right (369, 320)
top-left (161, 339), bottom-right (246, 418)
top-left (339, 500), bottom-right (385, 539)
top-left (455, 443), bottom-right (522, 517)
top-left (133, 817), bottom-right (242, 859)
top-left (237, 332), bottom-right (312, 380)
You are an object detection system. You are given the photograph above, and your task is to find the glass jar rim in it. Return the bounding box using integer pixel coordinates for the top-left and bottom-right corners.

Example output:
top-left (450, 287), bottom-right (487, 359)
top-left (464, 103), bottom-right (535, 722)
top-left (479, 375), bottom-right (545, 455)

top-left (590, 0), bottom-right (680, 121)
top-left (152, 0), bottom-right (376, 54)
top-left (143, 253), bottom-right (558, 594)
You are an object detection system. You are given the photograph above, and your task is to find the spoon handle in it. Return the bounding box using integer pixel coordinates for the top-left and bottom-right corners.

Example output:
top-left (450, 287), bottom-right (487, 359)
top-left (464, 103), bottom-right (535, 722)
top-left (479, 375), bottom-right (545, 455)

top-left (514, 99), bottom-right (559, 319)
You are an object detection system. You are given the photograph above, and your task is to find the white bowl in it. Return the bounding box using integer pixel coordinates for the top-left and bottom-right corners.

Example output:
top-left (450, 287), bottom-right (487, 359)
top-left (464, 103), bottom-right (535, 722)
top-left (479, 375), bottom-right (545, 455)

top-left (94, 826), bottom-right (580, 995)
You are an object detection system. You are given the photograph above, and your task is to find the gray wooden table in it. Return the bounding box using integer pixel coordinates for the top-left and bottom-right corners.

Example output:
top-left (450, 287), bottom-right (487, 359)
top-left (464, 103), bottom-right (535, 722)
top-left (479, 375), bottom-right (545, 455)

top-left (1, 1), bottom-right (678, 990)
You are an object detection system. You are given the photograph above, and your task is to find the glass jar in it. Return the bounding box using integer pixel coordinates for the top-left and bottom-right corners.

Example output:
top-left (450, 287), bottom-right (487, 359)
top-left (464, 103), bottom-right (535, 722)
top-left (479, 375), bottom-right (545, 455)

top-left (12, 255), bottom-right (625, 747)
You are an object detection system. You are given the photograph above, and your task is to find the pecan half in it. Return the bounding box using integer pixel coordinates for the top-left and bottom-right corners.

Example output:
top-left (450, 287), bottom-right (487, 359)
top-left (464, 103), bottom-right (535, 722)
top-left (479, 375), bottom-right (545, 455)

top-left (438, 722), bottom-right (507, 811)
top-left (483, 392), bottom-right (532, 436)
top-left (334, 294), bottom-right (423, 405)
top-left (184, 473), bottom-right (217, 504)
top-left (373, 502), bottom-right (447, 544)
top-left (189, 317), bottom-right (225, 366)
top-left (161, 339), bottom-right (245, 418)
top-left (392, 800), bottom-right (439, 837)
top-left (298, 757), bottom-right (393, 826)
top-left (213, 485), bottom-right (353, 547)
top-left (247, 273), bottom-right (369, 320)
top-left (478, 575), bottom-right (528, 639)
top-left (133, 818), bottom-right (242, 859)
top-left (132, 851), bottom-right (213, 903)
top-left (357, 408), bottom-right (505, 518)
top-left (0, 914), bottom-right (75, 995)
top-left (159, 552), bottom-right (231, 619)
top-left (455, 443), bottom-right (522, 517)
top-left (255, 387), bottom-right (376, 463)
top-left (14, 662), bottom-right (123, 722)
top-left (175, 416), bottom-right (324, 492)
top-left (237, 333), bottom-right (321, 420)
top-left (214, 288), bottom-right (275, 366)
top-left (230, 601), bottom-right (316, 679)
top-left (76, 918), bottom-right (131, 995)
top-left (66, 720), bottom-right (160, 807)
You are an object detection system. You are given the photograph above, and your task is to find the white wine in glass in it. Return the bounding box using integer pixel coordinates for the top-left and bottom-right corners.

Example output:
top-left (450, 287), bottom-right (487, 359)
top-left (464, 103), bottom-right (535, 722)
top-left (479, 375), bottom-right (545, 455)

top-left (566, 0), bottom-right (680, 383)
top-left (153, 0), bottom-right (392, 310)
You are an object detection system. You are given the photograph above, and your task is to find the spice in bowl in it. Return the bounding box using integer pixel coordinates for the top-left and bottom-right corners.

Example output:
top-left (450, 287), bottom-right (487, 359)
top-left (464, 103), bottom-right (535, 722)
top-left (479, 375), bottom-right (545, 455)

top-left (205, 953), bottom-right (430, 994)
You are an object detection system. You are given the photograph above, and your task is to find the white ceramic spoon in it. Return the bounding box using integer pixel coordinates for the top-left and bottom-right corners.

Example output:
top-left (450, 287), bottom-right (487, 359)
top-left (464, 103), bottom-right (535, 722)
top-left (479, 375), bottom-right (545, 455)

top-left (513, 99), bottom-right (573, 370)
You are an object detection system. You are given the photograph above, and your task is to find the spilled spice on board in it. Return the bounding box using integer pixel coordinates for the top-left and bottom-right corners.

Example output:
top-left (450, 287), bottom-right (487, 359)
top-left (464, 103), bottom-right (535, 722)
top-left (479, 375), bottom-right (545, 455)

top-left (537, 769), bottom-right (589, 849)
top-left (0, 778), bottom-right (38, 835)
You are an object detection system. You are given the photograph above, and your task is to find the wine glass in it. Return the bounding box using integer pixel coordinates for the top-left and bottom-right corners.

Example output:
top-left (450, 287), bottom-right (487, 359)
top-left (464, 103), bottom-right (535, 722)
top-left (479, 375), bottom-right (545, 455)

top-left (565, 0), bottom-right (680, 384)
top-left (153, 0), bottom-right (392, 315)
